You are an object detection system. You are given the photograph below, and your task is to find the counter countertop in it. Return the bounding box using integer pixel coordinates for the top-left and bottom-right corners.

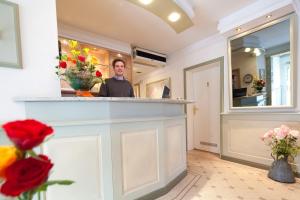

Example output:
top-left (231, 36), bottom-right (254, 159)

top-left (15, 97), bottom-right (194, 104)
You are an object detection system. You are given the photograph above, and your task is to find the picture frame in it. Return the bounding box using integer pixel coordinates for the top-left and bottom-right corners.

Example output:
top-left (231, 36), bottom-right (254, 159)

top-left (0, 0), bottom-right (22, 68)
top-left (146, 78), bottom-right (171, 98)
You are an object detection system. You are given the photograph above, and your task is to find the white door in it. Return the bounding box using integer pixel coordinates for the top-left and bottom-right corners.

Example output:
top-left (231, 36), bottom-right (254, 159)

top-left (186, 61), bottom-right (220, 153)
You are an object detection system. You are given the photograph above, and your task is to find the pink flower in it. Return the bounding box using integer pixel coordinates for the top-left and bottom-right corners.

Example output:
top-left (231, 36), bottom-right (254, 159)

top-left (274, 125), bottom-right (290, 140)
top-left (262, 130), bottom-right (274, 140)
top-left (289, 130), bottom-right (299, 138)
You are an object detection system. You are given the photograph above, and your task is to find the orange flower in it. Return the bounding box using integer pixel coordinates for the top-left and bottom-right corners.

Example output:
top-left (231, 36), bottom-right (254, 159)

top-left (0, 146), bottom-right (19, 178)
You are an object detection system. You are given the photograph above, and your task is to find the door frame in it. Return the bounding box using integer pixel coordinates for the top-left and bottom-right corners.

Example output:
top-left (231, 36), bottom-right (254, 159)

top-left (183, 57), bottom-right (224, 155)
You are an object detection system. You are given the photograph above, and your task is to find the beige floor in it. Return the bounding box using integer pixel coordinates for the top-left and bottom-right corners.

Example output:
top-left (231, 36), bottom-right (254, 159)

top-left (158, 150), bottom-right (300, 200)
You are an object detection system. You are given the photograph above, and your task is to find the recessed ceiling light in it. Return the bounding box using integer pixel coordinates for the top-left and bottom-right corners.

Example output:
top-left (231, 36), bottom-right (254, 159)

top-left (236, 28), bottom-right (242, 32)
top-left (168, 12), bottom-right (181, 22)
top-left (139, 0), bottom-right (153, 5)
top-left (244, 48), bottom-right (251, 52)
top-left (266, 15), bottom-right (272, 19)
top-left (253, 48), bottom-right (261, 56)
top-left (117, 53), bottom-right (122, 57)
top-left (136, 71), bottom-right (142, 74)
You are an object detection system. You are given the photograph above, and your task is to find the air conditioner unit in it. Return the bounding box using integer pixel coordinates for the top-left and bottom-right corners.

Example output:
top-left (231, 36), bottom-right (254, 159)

top-left (132, 47), bottom-right (167, 67)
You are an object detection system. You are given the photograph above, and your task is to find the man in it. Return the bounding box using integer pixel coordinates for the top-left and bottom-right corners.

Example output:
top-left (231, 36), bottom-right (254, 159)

top-left (99, 58), bottom-right (135, 97)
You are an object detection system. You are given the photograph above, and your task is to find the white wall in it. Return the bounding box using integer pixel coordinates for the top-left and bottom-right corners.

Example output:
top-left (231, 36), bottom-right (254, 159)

top-left (0, 0), bottom-right (60, 122)
top-left (134, 34), bottom-right (227, 100)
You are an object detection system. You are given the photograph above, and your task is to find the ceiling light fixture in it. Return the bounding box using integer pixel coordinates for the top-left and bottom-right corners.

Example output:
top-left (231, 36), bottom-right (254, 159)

top-left (117, 53), bottom-right (122, 57)
top-left (127, 0), bottom-right (193, 33)
top-left (266, 15), bottom-right (272, 19)
top-left (244, 47), bottom-right (251, 53)
top-left (253, 48), bottom-right (261, 56)
top-left (168, 12), bottom-right (181, 22)
top-left (236, 28), bottom-right (241, 32)
top-left (139, 0), bottom-right (153, 5)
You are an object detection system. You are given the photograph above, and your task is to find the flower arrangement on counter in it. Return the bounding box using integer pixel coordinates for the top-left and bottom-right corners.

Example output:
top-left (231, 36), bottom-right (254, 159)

top-left (0, 119), bottom-right (73, 200)
top-left (56, 40), bottom-right (105, 96)
top-left (262, 125), bottom-right (300, 160)
top-left (252, 78), bottom-right (265, 92)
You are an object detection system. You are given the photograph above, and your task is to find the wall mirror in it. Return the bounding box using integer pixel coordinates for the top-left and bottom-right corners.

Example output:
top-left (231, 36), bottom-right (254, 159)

top-left (228, 14), bottom-right (296, 109)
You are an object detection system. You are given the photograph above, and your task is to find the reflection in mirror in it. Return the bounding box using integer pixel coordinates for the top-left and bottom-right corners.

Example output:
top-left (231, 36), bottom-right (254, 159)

top-left (230, 15), bottom-right (294, 108)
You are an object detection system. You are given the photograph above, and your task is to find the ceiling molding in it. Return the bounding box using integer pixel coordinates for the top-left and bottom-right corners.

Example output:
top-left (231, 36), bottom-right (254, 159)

top-left (217, 0), bottom-right (295, 34)
top-left (173, 0), bottom-right (195, 19)
top-left (57, 22), bottom-right (131, 54)
top-left (292, 0), bottom-right (300, 15)
top-left (127, 0), bottom-right (194, 33)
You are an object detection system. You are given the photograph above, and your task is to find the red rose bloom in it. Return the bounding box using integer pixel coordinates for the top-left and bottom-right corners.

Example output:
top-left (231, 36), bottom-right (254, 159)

top-left (95, 70), bottom-right (102, 77)
top-left (59, 61), bottom-right (67, 68)
top-left (0, 155), bottom-right (53, 197)
top-left (78, 55), bottom-right (86, 62)
top-left (2, 119), bottom-right (53, 150)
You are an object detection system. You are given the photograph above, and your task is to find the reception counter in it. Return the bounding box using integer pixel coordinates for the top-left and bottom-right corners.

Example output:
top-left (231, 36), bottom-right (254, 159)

top-left (14, 97), bottom-right (191, 200)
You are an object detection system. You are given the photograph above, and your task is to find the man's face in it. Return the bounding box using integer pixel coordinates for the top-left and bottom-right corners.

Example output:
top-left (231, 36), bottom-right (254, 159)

top-left (113, 61), bottom-right (125, 76)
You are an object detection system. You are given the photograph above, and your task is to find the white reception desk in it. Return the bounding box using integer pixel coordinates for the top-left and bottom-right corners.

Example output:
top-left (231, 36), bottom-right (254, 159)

top-left (12, 97), bottom-right (190, 200)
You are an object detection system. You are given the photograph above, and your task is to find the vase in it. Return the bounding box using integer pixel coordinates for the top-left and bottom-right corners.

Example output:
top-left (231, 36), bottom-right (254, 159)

top-left (256, 87), bottom-right (263, 93)
top-left (268, 156), bottom-right (295, 183)
top-left (75, 90), bottom-right (94, 97)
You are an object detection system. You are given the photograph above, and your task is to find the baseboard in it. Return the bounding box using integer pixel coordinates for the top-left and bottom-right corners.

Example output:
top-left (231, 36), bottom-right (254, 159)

top-left (221, 155), bottom-right (300, 178)
top-left (136, 170), bottom-right (188, 200)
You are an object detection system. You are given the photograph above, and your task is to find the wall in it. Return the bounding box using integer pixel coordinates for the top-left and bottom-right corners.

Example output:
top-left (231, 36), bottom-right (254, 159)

top-left (134, 34), bottom-right (227, 100)
top-left (57, 23), bottom-right (131, 55)
top-left (0, 0), bottom-right (60, 122)
top-left (134, 34), bottom-right (227, 150)
top-left (137, 9), bottom-right (300, 172)
top-left (231, 52), bottom-right (258, 95)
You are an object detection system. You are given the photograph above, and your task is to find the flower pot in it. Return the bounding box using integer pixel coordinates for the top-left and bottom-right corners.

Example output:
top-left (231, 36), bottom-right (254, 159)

top-left (75, 90), bottom-right (93, 97)
top-left (268, 157), bottom-right (295, 183)
top-left (255, 87), bottom-right (263, 93)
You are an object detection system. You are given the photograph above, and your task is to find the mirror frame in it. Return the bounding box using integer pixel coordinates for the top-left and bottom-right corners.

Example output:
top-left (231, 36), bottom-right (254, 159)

top-left (228, 13), bottom-right (297, 111)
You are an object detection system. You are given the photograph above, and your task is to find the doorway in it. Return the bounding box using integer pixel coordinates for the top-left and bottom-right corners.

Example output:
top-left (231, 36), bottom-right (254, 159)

top-left (184, 57), bottom-right (223, 153)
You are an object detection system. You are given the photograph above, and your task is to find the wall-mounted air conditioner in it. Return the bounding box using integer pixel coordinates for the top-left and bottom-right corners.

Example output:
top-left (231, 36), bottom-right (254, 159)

top-left (132, 47), bottom-right (167, 67)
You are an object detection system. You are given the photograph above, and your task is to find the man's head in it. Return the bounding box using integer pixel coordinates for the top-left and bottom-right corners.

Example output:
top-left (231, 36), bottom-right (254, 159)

top-left (112, 59), bottom-right (126, 77)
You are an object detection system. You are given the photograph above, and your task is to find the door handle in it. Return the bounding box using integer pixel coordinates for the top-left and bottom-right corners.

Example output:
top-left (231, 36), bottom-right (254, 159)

top-left (193, 105), bottom-right (199, 115)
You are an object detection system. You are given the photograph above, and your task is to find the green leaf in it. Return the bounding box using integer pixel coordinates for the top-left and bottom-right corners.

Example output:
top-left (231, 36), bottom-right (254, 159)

top-left (27, 150), bottom-right (38, 158)
top-left (36, 180), bottom-right (74, 192)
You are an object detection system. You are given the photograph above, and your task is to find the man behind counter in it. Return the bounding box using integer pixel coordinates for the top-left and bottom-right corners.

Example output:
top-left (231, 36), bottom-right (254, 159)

top-left (99, 58), bottom-right (135, 97)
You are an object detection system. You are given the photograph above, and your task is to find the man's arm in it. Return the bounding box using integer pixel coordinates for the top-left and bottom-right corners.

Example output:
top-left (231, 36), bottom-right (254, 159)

top-left (99, 82), bottom-right (108, 97)
top-left (129, 84), bottom-right (135, 97)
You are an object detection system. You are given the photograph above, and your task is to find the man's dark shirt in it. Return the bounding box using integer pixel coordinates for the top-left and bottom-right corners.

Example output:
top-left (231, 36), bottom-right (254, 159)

top-left (99, 77), bottom-right (135, 97)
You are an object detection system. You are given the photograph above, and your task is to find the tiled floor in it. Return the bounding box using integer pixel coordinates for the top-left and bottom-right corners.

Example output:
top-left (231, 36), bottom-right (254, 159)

top-left (158, 150), bottom-right (300, 200)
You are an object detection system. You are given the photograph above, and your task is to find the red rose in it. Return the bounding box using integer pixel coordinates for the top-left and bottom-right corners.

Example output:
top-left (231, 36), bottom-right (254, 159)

top-left (78, 55), bottom-right (86, 62)
top-left (59, 61), bottom-right (67, 68)
top-left (2, 119), bottom-right (53, 150)
top-left (0, 155), bottom-right (53, 197)
top-left (95, 70), bottom-right (102, 77)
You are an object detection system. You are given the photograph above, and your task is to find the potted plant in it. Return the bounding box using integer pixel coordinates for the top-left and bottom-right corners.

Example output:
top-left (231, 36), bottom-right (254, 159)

top-left (56, 40), bottom-right (105, 97)
top-left (262, 125), bottom-right (300, 183)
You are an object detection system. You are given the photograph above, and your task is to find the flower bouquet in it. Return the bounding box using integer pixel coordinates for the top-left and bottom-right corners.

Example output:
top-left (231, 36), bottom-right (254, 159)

top-left (262, 125), bottom-right (300, 183)
top-left (56, 40), bottom-right (105, 97)
top-left (0, 119), bottom-right (73, 200)
top-left (252, 78), bottom-right (265, 93)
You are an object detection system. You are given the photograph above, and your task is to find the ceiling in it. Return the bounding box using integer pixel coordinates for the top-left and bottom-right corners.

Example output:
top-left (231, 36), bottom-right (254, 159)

top-left (56, 0), bottom-right (254, 54)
